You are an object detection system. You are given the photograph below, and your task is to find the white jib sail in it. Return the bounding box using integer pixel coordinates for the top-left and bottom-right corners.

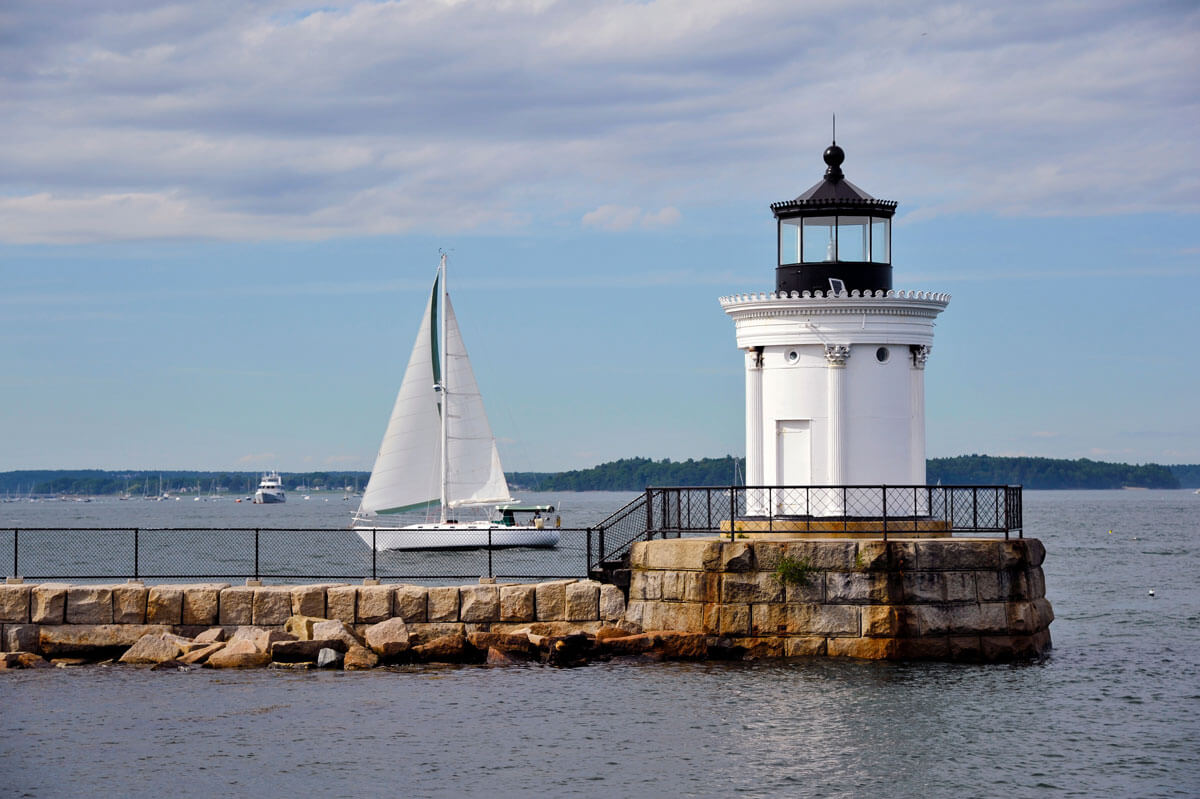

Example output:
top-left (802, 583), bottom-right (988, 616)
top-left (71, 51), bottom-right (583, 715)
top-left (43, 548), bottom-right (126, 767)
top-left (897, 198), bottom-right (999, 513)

top-left (358, 281), bottom-right (443, 516)
top-left (442, 293), bottom-right (513, 508)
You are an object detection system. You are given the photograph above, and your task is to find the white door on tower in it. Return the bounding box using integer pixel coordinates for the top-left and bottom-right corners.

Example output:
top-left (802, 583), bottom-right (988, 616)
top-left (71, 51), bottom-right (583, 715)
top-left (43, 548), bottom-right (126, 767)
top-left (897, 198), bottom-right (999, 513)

top-left (775, 420), bottom-right (811, 515)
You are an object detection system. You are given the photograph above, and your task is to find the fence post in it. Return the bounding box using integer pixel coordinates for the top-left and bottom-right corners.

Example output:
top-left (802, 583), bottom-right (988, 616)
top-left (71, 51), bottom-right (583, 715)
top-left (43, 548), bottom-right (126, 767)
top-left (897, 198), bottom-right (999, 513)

top-left (12, 528), bottom-right (17, 579)
top-left (882, 486), bottom-right (888, 542)
top-left (488, 526), bottom-right (493, 578)
top-left (598, 525), bottom-right (606, 565)
top-left (729, 485), bottom-right (737, 541)
top-left (372, 529), bottom-right (378, 580)
top-left (254, 528), bottom-right (260, 582)
top-left (644, 488), bottom-right (653, 539)
top-left (586, 528), bottom-right (592, 574)
top-left (973, 487), bottom-right (979, 531)
top-left (806, 487), bottom-right (811, 533)
top-left (842, 486), bottom-right (848, 533)
top-left (134, 528), bottom-right (139, 582)
top-left (768, 487), bottom-right (773, 533)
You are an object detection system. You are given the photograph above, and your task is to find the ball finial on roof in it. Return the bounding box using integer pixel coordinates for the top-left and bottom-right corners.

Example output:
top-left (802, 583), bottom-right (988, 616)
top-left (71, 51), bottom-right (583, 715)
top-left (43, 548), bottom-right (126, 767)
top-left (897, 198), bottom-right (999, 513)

top-left (823, 144), bottom-right (845, 181)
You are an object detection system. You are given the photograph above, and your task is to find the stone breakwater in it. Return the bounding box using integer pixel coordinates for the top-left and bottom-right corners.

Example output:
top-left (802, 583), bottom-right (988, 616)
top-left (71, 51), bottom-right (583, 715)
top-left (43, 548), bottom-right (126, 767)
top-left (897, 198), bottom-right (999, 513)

top-left (0, 579), bottom-right (665, 669)
top-left (624, 537), bottom-right (1053, 662)
top-left (0, 537), bottom-right (1053, 669)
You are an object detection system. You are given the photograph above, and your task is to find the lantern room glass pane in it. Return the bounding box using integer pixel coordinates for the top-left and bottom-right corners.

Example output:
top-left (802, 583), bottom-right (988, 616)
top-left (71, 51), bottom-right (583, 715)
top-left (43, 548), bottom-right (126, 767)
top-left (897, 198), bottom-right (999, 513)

top-left (837, 216), bottom-right (870, 261)
top-left (802, 217), bottom-right (836, 262)
top-left (779, 219), bottom-right (801, 264)
top-left (871, 218), bottom-right (890, 263)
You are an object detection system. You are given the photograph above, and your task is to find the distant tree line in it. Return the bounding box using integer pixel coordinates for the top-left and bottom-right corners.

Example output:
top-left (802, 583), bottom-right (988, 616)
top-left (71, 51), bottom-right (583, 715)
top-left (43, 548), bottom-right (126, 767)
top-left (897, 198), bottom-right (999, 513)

top-left (1167, 464), bottom-right (1200, 488)
top-left (2, 456), bottom-right (1195, 496)
top-left (0, 470), bottom-right (371, 497)
top-left (926, 456), bottom-right (1182, 490)
top-left (508, 456), bottom-right (745, 492)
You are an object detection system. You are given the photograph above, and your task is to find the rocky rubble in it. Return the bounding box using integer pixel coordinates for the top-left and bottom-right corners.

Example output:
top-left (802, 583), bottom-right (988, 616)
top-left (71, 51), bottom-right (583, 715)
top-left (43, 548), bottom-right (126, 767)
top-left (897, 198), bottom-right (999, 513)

top-left (0, 615), bottom-right (707, 670)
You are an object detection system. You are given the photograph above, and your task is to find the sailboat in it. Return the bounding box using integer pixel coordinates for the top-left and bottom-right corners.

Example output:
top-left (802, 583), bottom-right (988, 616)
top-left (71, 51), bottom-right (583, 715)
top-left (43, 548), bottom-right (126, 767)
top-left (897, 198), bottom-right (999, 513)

top-left (352, 254), bottom-right (558, 550)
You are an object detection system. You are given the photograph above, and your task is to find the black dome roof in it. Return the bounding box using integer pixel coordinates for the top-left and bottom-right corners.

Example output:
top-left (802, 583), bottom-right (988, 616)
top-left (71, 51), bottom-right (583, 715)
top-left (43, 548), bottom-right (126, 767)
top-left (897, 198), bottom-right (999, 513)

top-left (771, 145), bottom-right (896, 218)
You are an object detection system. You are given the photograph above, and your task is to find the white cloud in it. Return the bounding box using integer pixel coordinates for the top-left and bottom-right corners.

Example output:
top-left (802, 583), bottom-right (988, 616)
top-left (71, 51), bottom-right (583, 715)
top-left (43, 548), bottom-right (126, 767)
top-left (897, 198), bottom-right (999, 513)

top-left (641, 206), bottom-right (682, 228)
top-left (581, 204), bottom-right (642, 231)
top-left (581, 204), bottom-right (681, 231)
top-left (1, 0), bottom-right (1197, 243)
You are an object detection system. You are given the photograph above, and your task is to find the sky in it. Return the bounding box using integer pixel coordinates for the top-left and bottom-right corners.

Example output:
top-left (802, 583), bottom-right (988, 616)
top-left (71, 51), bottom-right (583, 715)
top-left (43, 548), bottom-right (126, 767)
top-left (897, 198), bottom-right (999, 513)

top-left (1, 0), bottom-right (1198, 473)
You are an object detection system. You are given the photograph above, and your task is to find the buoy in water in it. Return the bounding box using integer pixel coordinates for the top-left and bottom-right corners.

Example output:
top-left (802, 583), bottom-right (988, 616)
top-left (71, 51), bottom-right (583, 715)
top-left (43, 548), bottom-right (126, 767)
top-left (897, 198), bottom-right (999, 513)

top-left (1148, 589), bottom-right (1155, 597)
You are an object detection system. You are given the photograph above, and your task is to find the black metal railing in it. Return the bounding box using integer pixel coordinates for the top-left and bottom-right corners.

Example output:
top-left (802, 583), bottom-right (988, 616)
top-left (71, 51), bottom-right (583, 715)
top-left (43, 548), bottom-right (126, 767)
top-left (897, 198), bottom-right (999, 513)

top-left (586, 484), bottom-right (1022, 574)
top-left (5, 485), bottom-right (1020, 583)
top-left (645, 485), bottom-right (1022, 536)
top-left (3, 526), bottom-right (595, 584)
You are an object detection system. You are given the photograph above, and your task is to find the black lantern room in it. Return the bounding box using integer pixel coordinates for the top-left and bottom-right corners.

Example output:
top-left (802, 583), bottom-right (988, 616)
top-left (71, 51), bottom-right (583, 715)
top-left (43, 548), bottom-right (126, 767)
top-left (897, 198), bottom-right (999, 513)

top-left (771, 144), bottom-right (897, 295)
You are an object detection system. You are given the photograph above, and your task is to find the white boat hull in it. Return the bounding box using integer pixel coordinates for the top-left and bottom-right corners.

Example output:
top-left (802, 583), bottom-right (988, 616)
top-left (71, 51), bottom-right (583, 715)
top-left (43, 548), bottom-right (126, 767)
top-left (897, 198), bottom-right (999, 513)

top-left (254, 490), bottom-right (286, 504)
top-left (353, 523), bottom-right (559, 551)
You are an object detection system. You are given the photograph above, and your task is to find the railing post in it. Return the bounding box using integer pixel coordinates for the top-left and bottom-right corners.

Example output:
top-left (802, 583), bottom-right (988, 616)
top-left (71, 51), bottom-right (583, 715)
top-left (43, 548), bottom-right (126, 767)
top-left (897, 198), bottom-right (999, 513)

top-left (842, 486), bottom-right (848, 533)
top-left (372, 529), bottom-right (378, 580)
top-left (586, 527), bottom-right (592, 573)
top-left (973, 487), bottom-right (979, 531)
top-left (882, 486), bottom-right (888, 542)
top-left (912, 486), bottom-right (918, 533)
top-left (768, 486), bottom-right (773, 533)
top-left (1017, 487), bottom-right (1024, 539)
top-left (644, 488), bottom-right (653, 539)
top-left (598, 524), bottom-right (606, 563)
top-left (134, 528), bottom-right (139, 582)
top-left (488, 526), bottom-right (493, 578)
top-left (675, 489), bottom-right (682, 536)
top-left (12, 528), bottom-right (18, 579)
top-left (806, 487), bottom-right (811, 533)
top-left (254, 528), bottom-right (260, 582)
top-left (729, 485), bottom-right (737, 541)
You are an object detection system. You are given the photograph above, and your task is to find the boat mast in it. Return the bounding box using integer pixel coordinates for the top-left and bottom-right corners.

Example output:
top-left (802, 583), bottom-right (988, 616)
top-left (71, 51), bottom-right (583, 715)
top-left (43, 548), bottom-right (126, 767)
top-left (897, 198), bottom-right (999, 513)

top-left (438, 251), bottom-right (449, 524)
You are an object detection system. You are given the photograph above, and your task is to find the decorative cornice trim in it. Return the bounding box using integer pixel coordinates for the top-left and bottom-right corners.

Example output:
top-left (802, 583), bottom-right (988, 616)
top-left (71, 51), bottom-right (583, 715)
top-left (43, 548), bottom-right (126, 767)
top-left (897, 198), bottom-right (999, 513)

top-left (720, 289), bottom-right (950, 321)
top-left (720, 288), bottom-right (950, 305)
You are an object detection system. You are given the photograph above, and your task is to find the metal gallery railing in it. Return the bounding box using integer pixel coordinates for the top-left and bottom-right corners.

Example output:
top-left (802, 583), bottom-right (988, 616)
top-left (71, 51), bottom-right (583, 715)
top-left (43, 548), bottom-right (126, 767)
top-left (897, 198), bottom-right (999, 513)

top-left (588, 484), bottom-right (1023, 574)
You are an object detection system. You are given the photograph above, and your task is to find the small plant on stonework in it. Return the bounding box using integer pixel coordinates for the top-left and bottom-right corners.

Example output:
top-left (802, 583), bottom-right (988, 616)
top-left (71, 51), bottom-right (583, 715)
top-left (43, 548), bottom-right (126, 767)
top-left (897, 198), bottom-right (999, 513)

top-left (736, 533), bottom-right (749, 539)
top-left (854, 549), bottom-right (866, 570)
top-left (775, 555), bottom-right (815, 587)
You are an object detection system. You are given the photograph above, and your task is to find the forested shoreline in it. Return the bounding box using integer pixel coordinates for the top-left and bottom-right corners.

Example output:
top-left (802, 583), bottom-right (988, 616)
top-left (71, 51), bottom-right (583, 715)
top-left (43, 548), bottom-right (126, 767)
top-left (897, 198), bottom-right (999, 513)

top-left (2, 455), bottom-right (1195, 496)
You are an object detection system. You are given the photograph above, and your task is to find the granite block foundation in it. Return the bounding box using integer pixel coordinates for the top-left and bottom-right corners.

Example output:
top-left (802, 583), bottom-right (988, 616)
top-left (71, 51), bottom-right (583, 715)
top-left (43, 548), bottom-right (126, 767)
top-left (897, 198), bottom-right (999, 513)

top-left (625, 537), bottom-right (1052, 662)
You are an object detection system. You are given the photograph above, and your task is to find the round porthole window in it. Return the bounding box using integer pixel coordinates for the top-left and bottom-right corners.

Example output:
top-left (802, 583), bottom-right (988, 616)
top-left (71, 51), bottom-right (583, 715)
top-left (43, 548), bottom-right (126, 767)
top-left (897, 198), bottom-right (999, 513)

top-left (876, 347), bottom-right (890, 363)
top-left (787, 350), bottom-right (800, 364)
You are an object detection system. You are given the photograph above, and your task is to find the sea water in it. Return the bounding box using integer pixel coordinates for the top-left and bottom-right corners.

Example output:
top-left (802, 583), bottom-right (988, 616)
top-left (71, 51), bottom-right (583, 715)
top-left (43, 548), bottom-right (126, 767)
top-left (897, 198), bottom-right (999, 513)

top-left (1, 490), bottom-right (1197, 798)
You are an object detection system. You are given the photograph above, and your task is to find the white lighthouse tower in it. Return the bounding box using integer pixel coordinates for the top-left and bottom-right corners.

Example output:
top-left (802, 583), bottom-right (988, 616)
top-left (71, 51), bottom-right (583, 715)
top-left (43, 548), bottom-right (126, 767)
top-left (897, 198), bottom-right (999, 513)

top-left (721, 142), bottom-right (949, 518)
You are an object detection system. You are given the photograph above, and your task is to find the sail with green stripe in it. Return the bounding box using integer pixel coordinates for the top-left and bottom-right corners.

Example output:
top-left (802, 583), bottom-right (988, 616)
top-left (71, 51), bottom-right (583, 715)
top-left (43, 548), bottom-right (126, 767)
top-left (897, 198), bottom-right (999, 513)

top-left (357, 260), bottom-right (511, 519)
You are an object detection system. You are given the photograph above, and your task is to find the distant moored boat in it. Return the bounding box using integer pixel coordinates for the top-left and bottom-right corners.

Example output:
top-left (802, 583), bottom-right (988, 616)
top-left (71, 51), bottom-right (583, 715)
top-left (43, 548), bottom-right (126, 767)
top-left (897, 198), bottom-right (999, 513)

top-left (253, 472), bottom-right (286, 504)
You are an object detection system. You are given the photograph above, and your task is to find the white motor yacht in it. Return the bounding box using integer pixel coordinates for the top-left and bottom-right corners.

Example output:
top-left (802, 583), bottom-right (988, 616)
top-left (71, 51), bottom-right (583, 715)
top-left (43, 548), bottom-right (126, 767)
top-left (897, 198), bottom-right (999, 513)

top-left (253, 472), bottom-right (286, 504)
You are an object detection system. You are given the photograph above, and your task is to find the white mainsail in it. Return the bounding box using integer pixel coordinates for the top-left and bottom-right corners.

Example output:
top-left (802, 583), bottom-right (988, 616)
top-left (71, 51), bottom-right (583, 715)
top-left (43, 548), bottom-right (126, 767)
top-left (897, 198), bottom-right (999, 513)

top-left (357, 266), bottom-right (512, 519)
top-left (442, 293), bottom-right (512, 509)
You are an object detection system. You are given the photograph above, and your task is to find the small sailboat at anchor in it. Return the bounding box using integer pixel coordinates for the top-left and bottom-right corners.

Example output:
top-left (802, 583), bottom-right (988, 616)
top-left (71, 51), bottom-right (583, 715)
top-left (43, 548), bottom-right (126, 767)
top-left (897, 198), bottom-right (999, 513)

top-left (352, 254), bottom-right (558, 550)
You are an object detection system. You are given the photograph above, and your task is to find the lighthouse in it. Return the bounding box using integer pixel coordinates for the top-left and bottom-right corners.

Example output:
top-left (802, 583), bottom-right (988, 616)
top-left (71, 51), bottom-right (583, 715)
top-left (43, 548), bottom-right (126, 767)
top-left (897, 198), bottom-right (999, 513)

top-left (720, 142), bottom-right (949, 517)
